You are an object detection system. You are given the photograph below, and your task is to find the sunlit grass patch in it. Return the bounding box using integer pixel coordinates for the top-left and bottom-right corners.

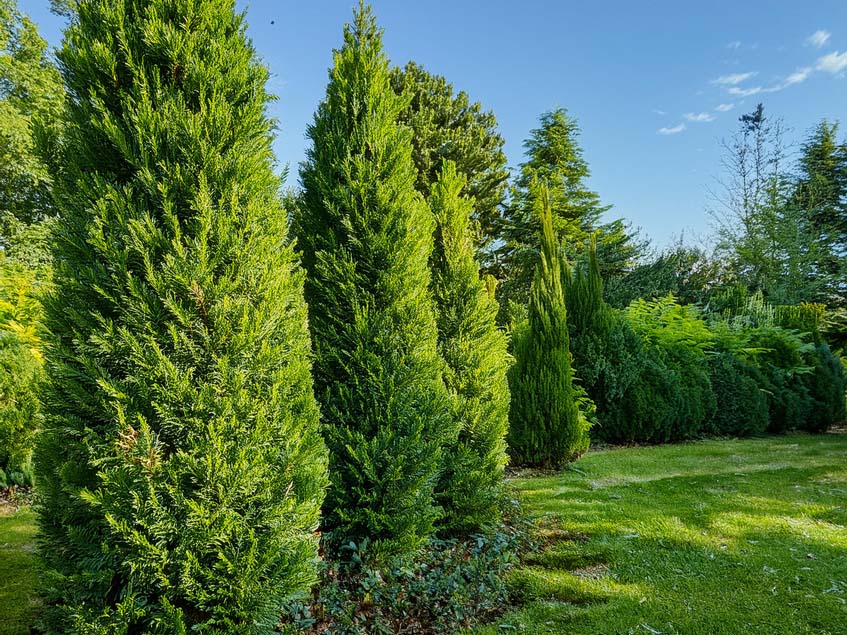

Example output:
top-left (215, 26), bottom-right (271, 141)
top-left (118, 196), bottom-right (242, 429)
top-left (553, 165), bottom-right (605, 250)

top-left (0, 507), bottom-right (40, 635)
top-left (469, 433), bottom-right (847, 635)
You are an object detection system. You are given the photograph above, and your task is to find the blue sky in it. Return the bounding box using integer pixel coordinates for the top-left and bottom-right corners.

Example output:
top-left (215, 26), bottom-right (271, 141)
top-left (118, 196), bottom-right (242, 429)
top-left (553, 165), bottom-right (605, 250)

top-left (24, 0), bottom-right (847, 248)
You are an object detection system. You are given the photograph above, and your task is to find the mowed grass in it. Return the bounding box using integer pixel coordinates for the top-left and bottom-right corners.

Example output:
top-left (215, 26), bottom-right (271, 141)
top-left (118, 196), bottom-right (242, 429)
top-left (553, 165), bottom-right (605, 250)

top-left (0, 504), bottom-right (39, 635)
top-left (1, 435), bottom-right (845, 635)
top-left (469, 433), bottom-right (847, 635)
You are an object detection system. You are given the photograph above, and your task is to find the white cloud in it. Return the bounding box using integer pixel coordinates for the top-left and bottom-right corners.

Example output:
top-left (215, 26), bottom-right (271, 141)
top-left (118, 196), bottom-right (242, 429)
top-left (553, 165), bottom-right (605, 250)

top-left (712, 72), bottom-right (757, 86)
top-left (727, 40), bottom-right (742, 50)
top-left (715, 103), bottom-right (735, 112)
top-left (806, 30), bottom-right (831, 49)
top-left (658, 123), bottom-right (686, 135)
top-left (684, 112), bottom-right (716, 123)
top-left (728, 85), bottom-right (763, 97)
top-left (817, 51), bottom-right (847, 73)
top-left (652, 109), bottom-right (667, 115)
top-left (725, 70), bottom-right (807, 97)
top-left (782, 67), bottom-right (812, 87)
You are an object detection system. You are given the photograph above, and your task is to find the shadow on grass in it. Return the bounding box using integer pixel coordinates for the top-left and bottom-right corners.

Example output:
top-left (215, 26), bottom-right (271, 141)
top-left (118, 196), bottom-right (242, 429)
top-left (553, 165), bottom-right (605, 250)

top-left (474, 435), bottom-right (847, 635)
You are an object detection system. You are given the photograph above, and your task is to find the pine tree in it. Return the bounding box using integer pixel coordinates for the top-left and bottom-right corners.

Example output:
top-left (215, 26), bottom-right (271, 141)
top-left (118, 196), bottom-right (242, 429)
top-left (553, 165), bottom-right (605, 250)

top-left (429, 160), bottom-right (510, 532)
top-left (34, 1), bottom-right (328, 633)
top-left (507, 183), bottom-right (589, 467)
top-left (389, 62), bottom-right (509, 258)
top-left (294, 4), bottom-right (449, 563)
top-left (794, 120), bottom-right (847, 306)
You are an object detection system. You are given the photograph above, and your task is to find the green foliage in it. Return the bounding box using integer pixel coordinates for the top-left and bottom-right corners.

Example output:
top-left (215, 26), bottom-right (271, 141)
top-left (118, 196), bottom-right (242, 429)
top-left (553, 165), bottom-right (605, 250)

top-left (604, 242), bottom-right (722, 309)
top-left (567, 243), bottom-right (842, 441)
top-left (802, 342), bottom-right (846, 432)
top-left (507, 184), bottom-right (589, 467)
top-left (390, 62), bottom-right (508, 257)
top-left (0, 0), bottom-right (63, 264)
top-left (0, 336), bottom-right (40, 487)
top-left (624, 297), bottom-right (716, 441)
top-left (496, 109), bottom-right (642, 312)
top-left (706, 296), bottom-right (844, 435)
top-left (774, 302), bottom-right (826, 344)
top-left (0, 257), bottom-right (43, 487)
top-left (746, 326), bottom-right (815, 433)
top-left (429, 161), bottom-right (510, 533)
top-left (295, 5), bottom-right (449, 562)
top-left (34, 1), bottom-right (328, 633)
top-left (712, 105), bottom-right (823, 305)
top-left (625, 295), bottom-right (713, 351)
top-left (281, 524), bottom-right (525, 635)
top-left (792, 120), bottom-right (847, 306)
top-left (277, 499), bottom-right (532, 635)
top-left (562, 248), bottom-right (696, 443)
top-left (704, 352), bottom-right (769, 437)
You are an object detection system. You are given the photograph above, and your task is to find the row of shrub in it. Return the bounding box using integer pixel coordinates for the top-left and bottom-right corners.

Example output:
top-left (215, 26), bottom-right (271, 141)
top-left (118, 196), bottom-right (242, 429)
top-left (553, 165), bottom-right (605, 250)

top-left (564, 249), bottom-right (847, 444)
top-left (21, 4), bottom-right (519, 635)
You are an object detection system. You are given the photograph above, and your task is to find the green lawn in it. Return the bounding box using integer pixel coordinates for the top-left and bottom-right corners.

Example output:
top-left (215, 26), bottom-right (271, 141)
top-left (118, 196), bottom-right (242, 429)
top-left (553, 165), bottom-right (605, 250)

top-left (2, 434), bottom-right (845, 635)
top-left (0, 504), bottom-right (39, 635)
top-left (471, 433), bottom-right (847, 635)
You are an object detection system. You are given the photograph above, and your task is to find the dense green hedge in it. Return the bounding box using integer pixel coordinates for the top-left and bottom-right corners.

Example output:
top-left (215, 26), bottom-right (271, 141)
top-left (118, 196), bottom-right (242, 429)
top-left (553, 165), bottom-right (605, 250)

top-left (564, 246), bottom-right (846, 444)
top-left (705, 352), bottom-right (770, 437)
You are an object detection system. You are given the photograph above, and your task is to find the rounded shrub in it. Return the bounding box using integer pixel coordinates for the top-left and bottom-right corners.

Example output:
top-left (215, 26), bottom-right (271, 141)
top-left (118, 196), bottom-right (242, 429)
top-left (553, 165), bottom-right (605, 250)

top-left (748, 327), bottom-right (814, 433)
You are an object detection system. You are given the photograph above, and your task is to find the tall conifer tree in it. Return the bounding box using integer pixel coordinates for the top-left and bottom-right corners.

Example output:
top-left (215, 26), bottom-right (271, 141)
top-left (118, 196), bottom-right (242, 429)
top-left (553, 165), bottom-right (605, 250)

top-left (497, 109), bottom-right (642, 312)
top-left (429, 160), bottom-right (510, 532)
top-left (294, 5), bottom-right (449, 562)
top-left (507, 183), bottom-right (589, 467)
top-left (794, 120), bottom-right (847, 305)
top-left (34, 1), bottom-right (328, 632)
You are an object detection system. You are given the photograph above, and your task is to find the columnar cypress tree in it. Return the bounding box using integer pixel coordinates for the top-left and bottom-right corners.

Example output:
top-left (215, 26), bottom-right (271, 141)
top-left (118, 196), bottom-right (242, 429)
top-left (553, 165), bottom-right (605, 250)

top-left (294, 5), bottom-right (449, 562)
top-left (429, 160), bottom-right (510, 532)
top-left (507, 183), bottom-right (588, 467)
top-left (34, 1), bottom-right (328, 633)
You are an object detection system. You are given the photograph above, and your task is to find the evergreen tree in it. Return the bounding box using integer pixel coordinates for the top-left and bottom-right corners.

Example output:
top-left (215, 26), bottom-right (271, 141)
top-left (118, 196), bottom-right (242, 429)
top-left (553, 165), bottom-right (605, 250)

top-left (507, 183), bottom-right (589, 467)
top-left (390, 61), bottom-right (509, 258)
top-left (429, 160), bottom-right (510, 532)
top-left (497, 108), bottom-right (642, 312)
top-left (295, 5), bottom-right (450, 562)
top-left (34, 1), bottom-right (328, 633)
top-left (794, 120), bottom-right (847, 306)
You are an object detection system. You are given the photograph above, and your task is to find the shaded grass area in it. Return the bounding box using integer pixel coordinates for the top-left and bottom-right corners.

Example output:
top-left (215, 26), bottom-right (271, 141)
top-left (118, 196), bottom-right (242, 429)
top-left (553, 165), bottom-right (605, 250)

top-left (0, 504), bottom-right (39, 635)
top-left (470, 433), bottom-right (847, 635)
